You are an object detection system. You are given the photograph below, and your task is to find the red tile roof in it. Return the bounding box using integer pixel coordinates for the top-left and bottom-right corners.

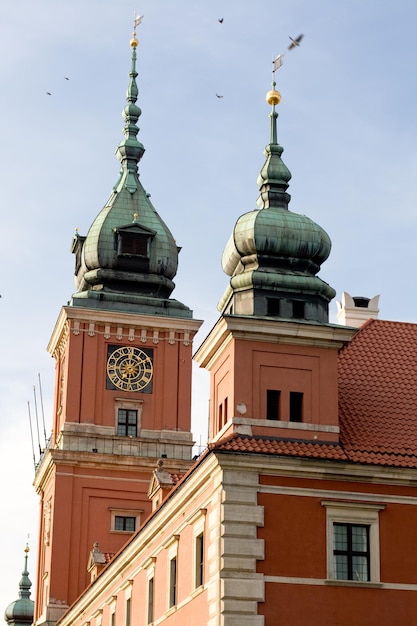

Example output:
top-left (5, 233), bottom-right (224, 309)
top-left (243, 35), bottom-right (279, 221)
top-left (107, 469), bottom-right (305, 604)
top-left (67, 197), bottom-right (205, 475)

top-left (169, 472), bottom-right (185, 485)
top-left (338, 318), bottom-right (417, 467)
top-left (212, 319), bottom-right (417, 469)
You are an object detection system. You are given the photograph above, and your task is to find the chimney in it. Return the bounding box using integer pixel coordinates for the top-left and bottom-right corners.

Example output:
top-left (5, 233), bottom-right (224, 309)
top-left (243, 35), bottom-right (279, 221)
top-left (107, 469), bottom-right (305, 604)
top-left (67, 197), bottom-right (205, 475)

top-left (336, 292), bottom-right (379, 327)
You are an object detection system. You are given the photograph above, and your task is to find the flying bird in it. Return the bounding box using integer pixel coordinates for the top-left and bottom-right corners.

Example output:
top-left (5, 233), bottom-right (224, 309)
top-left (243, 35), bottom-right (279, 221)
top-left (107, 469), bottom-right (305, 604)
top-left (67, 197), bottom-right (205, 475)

top-left (64, 76), bottom-right (69, 80)
top-left (288, 34), bottom-right (303, 50)
top-left (218, 18), bottom-right (223, 23)
top-left (46, 92), bottom-right (52, 95)
top-left (216, 93), bottom-right (223, 98)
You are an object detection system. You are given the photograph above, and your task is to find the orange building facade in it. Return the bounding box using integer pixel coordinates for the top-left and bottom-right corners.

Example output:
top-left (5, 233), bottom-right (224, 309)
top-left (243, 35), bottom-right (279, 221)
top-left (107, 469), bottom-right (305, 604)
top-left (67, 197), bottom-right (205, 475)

top-left (31, 26), bottom-right (417, 626)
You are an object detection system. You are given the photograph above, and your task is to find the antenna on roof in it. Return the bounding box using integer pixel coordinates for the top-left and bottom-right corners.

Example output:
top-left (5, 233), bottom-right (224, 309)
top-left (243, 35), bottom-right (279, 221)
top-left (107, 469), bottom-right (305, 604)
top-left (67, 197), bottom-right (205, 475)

top-left (33, 385), bottom-right (45, 451)
top-left (38, 372), bottom-right (47, 443)
top-left (27, 401), bottom-right (37, 469)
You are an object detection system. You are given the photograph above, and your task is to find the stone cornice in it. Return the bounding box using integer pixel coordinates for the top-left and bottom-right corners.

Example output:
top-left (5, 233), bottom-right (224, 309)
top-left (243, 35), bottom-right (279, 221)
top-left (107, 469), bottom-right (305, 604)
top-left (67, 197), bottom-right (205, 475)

top-left (194, 314), bottom-right (356, 369)
top-left (48, 306), bottom-right (203, 357)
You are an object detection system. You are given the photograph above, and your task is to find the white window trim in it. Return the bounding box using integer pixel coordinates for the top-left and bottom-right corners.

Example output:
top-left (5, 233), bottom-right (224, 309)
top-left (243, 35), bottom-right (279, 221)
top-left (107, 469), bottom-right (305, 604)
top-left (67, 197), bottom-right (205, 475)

top-left (109, 508), bottom-right (143, 533)
top-left (167, 537), bottom-right (179, 610)
top-left (114, 398), bottom-right (143, 436)
top-left (321, 500), bottom-right (385, 583)
top-left (146, 562), bottom-right (155, 626)
top-left (192, 513), bottom-right (206, 590)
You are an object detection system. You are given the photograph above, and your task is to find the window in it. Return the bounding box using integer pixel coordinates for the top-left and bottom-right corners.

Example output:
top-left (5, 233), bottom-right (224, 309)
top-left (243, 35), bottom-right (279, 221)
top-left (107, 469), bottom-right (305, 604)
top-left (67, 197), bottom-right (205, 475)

top-left (125, 598), bottom-right (131, 626)
top-left (119, 232), bottom-right (149, 257)
top-left (117, 409), bottom-right (138, 437)
top-left (267, 297), bottom-right (280, 316)
top-left (195, 532), bottom-right (204, 588)
top-left (114, 516), bottom-right (136, 532)
top-left (169, 556), bottom-right (177, 608)
top-left (289, 391), bottom-right (303, 422)
top-left (293, 300), bottom-right (305, 319)
top-left (333, 523), bottom-right (370, 581)
top-left (322, 501), bottom-right (385, 583)
top-left (266, 389), bottom-right (280, 420)
top-left (218, 397), bottom-right (229, 429)
top-left (147, 577), bottom-right (154, 624)
top-left (111, 508), bottom-right (142, 533)
top-left (111, 613), bottom-right (115, 626)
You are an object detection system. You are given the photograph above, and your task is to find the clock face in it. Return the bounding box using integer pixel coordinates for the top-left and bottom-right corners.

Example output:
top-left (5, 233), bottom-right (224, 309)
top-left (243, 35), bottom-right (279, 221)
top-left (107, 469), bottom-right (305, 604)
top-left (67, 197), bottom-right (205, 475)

top-left (106, 346), bottom-right (153, 392)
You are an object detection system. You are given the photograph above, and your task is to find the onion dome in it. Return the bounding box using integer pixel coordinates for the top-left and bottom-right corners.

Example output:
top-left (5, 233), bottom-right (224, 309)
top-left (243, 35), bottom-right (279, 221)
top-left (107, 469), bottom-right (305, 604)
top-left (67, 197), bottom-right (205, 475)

top-left (218, 82), bottom-right (335, 323)
top-left (71, 32), bottom-right (191, 318)
top-left (4, 546), bottom-right (34, 626)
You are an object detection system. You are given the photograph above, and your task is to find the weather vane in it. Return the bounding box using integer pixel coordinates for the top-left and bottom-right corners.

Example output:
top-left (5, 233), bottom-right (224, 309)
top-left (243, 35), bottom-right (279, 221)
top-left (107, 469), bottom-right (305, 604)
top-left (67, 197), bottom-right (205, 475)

top-left (272, 33), bottom-right (304, 74)
top-left (133, 10), bottom-right (143, 30)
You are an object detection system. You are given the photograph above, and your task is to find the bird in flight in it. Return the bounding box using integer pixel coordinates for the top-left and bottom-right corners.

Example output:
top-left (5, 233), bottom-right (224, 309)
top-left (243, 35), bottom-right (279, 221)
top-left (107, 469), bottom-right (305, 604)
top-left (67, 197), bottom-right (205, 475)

top-left (64, 76), bottom-right (69, 80)
top-left (288, 34), bottom-right (303, 50)
top-left (216, 93), bottom-right (223, 98)
top-left (218, 18), bottom-right (223, 23)
top-left (46, 92), bottom-right (52, 95)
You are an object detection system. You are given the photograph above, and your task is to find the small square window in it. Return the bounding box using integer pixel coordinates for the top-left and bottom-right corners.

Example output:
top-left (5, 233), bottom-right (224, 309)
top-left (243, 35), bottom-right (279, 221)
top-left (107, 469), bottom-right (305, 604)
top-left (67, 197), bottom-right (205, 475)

top-left (118, 232), bottom-right (149, 257)
top-left (117, 409), bottom-right (138, 437)
top-left (267, 298), bottom-right (280, 316)
top-left (114, 516), bottom-right (136, 532)
top-left (293, 300), bottom-right (305, 319)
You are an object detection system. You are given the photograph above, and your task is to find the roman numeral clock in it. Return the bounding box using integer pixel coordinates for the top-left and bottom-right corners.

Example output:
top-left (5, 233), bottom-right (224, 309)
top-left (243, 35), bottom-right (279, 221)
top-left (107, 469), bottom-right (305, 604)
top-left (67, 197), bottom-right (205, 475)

top-left (106, 345), bottom-right (153, 392)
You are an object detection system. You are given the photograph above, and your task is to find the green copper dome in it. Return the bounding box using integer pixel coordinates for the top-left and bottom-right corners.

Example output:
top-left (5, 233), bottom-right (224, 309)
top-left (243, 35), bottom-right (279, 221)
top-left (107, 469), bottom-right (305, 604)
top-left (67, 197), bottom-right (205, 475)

top-left (71, 35), bottom-right (191, 318)
top-left (4, 548), bottom-right (34, 626)
top-left (219, 85), bottom-right (335, 323)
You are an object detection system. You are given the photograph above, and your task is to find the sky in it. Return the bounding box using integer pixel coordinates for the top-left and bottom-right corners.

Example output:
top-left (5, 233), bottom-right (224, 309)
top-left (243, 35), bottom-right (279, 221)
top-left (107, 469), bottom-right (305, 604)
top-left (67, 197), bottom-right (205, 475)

top-left (1, 0), bottom-right (417, 615)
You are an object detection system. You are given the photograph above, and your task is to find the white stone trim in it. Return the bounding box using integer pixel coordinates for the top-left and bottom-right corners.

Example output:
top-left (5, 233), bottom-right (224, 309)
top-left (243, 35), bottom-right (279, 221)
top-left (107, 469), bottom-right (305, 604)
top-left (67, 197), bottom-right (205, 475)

top-left (321, 500), bottom-right (385, 583)
top-left (260, 483), bottom-right (417, 507)
top-left (109, 508), bottom-right (143, 533)
top-left (114, 397), bottom-right (144, 435)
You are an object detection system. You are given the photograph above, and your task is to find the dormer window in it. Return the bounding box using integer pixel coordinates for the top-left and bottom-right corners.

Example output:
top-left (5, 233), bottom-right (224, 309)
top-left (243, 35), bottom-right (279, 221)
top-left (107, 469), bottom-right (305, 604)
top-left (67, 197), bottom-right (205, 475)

top-left (118, 231), bottom-right (149, 257)
top-left (113, 222), bottom-right (156, 271)
top-left (71, 233), bottom-right (86, 275)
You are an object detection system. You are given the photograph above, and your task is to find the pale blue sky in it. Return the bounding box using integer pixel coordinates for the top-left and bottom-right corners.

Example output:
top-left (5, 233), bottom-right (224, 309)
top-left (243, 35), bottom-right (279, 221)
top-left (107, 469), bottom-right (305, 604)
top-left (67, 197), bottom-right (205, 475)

top-left (1, 0), bottom-right (417, 613)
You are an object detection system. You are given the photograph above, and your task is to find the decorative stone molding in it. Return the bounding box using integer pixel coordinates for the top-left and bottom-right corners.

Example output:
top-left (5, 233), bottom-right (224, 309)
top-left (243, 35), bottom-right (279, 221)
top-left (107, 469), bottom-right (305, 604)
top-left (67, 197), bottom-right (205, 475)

top-left (207, 468), bottom-right (265, 625)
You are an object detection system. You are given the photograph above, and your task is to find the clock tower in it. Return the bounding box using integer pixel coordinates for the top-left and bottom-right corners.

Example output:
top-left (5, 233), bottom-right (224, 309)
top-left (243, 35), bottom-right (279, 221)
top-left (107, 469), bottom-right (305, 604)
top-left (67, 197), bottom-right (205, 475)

top-left (33, 29), bottom-right (201, 626)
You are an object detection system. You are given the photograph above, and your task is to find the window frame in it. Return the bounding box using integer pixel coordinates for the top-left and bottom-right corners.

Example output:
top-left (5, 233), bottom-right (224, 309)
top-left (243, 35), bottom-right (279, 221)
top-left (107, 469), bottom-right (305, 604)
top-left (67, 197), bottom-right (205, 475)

top-left (168, 555), bottom-right (177, 608)
top-left (147, 575), bottom-right (154, 625)
top-left (333, 522), bottom-right (370, 581)
top-left (114, 398), bottom-right (143, 438)
top-left (117, 408), bottom-right (138, 437)
top-left (321, 501), bottom-right (385, 584)
top-left (110, 508), bottom-right (143, 534)
top-left (114, 515), bottom-right (136, 532)
top-left (266, 389), bottom-right (280, 421)
top-left (194, 532), bottom-right (204, 589)
top-left (289, 391), bottom-right (303, 422)
top-left (165, 536), bottom-right (179, 610)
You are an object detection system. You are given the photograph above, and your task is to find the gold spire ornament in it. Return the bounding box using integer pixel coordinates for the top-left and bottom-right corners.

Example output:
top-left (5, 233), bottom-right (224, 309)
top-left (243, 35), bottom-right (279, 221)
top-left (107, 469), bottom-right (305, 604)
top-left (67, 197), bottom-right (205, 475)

top-left (266, 88), bottom-right (281, 106)
top-left (131, 11), bottom-right (143, 47)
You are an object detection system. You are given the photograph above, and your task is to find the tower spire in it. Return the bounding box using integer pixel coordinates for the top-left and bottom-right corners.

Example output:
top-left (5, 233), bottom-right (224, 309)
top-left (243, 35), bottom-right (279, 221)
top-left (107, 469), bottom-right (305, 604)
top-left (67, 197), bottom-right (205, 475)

top-left (4, 544), bottom-right (34, 626)
top-left (256, 80), bottom-right (291, 210)
top-left (71, 20), bottom-right (191, 317)
top-left (218, 65), bottom-right (335, 322)
top-left (113, 27), bottom-right (144, 194)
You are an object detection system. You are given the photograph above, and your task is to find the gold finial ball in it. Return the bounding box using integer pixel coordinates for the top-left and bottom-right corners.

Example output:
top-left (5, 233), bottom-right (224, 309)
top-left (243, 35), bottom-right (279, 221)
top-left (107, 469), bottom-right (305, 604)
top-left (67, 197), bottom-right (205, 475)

top-left (130, 32), bottom-right (139, 47)
top-left (266, 89), bottom-right (281, 106)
